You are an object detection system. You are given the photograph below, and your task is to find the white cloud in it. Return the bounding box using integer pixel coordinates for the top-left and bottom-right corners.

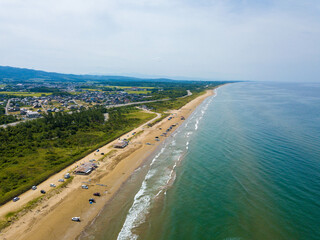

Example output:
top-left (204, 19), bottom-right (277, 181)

top-left (0, 0), bottom-right (319, 81)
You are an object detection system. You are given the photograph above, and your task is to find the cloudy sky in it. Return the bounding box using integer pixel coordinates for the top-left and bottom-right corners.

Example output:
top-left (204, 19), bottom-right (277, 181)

top-left (0, 0), bottom-right (319, 81)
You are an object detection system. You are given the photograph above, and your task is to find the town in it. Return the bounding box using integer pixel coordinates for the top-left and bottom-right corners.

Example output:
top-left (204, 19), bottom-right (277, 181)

top-left (0, 82), bottom-right (157, 123)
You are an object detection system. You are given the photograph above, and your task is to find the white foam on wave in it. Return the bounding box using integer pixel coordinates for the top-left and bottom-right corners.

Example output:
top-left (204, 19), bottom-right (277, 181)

top-left (195, 119), bottom-right (199, 130)
top-left (117, 150), bottom-right (184, 240)
top-left (117, 191), bottom-right (150, 240)
top-left (150, 147), bottom-right (165, 166)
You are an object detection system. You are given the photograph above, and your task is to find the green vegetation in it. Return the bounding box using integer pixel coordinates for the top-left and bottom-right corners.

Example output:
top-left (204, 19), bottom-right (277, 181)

top-left (0, 92), bottom-right (52, 97)
top-left (0, 106), bottom-right (156, 205)
top-left (0, 115), bottom-right (17, 125)
top-left (125, 90), bottom-right (151, 94)
top-left (125, 110), bottom-right (156, 121)
top-left (0, 107), bottom-right (18, 125)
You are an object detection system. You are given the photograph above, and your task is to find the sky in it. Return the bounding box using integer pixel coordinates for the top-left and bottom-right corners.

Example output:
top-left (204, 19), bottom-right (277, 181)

top-left (0, 0), bottom-right (320, 82)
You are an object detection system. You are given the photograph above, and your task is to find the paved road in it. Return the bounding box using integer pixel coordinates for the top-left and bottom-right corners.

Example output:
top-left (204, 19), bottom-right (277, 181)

top-left (5, 98), bottom-right (12, 115)
top-left (105, 98), bottom-right (169, 108)
top-left (0, 117), bottom-right (43, 128)
top-left (180, 90), bottom-right (192, 98)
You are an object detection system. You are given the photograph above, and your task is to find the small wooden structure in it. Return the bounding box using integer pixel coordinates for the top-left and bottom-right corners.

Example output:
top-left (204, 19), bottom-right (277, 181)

top-left (113, 140), bottom-right (128, 148)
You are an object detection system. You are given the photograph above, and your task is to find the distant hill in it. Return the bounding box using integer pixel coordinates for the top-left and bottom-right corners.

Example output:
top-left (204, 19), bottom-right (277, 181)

top-left (0, 66), bottom-right (209, 84)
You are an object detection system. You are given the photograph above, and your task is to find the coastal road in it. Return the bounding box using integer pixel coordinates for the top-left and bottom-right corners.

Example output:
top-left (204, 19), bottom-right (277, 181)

top-left (179, 90), bottom-right (192, 99)
top-left (0, 117), bottom-right (44, 128)
top-left (106, 98), bottom-right (169, 108)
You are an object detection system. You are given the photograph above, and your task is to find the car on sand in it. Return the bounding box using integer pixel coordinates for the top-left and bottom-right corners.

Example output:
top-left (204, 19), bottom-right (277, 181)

top-left (71, 217), bottom-right (81, 222)
top-left (13, 197), bottom-right (20, 202)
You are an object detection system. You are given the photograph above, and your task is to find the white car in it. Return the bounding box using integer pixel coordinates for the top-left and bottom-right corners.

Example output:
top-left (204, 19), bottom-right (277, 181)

top-left (50, 183), bottom-right (56, 187)
top-left (31, 186), bottom-right (37, 190)
top-left (71, 217), bottom-right (80, 222)
top-left (82, 185), bottom-right (88, 189)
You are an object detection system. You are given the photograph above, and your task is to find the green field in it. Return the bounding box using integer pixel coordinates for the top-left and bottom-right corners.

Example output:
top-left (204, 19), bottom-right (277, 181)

top-left (80, 88), bottom-right (102, 92)
top-left (0, 92), bottom-right (52, 97)
top-left (125, 111), bottom-right (156, 120)
top-left (114, 86), bottom-right (155, 89)
top-left (125, 90), bottom-right (151, 94)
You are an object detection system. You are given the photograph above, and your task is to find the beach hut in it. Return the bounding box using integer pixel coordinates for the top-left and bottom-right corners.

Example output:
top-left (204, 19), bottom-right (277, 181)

top-left (113, 140), bottom-right (128, 148)
top-left (74, 162), bottom-right (97, 175)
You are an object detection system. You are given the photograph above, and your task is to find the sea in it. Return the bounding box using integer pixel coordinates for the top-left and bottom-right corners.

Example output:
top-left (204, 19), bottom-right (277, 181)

top-left (79, 82), bottom-right (320, 240)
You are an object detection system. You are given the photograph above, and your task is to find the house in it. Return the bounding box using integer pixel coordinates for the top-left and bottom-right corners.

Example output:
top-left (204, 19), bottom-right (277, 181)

top-left (26, 111), bottom-right (41, 118)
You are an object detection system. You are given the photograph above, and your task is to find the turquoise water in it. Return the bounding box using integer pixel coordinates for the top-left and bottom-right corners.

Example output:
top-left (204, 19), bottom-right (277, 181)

top-left (80, 82), bottom-right (320, 240)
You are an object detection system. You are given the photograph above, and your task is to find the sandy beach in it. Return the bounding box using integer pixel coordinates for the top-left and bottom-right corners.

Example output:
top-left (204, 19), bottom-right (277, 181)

top-left (0, 89), bottom-right (214, 240)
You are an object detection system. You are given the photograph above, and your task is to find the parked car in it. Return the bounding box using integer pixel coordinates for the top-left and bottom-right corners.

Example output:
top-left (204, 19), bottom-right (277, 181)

top-left (50, 183), bottom-right (56, 187)
top-left (89, 198), bottom-right (96, 203)
top-left (13, 197), bottom-right (20, 202)
top-left (40, 190), bottom-right (46, 194)
top-left (93, 192), bottom-right (101, 197)
top-left (64, 173), bottom-right (70, 179)
top-left (31, 185), bottom-right (37, 190)
top-left (82, 185), bottom-right (88, 189)
top-left (58, 179), bottom-right (64, 182)
top-left (71, 217), bottom-right (81, 222)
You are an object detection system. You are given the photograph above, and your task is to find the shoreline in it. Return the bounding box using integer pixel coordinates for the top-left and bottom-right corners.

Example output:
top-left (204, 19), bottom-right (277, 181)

top-left (77, 137), bottom-right (167, 239)
top-left (0, 89), bottom-right (216, 240)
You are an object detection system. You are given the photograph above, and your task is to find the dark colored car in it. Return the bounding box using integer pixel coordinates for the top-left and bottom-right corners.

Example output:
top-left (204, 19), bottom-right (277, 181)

top-left (89, 198), bottom-right (96, 203)
top-left (13, 197), bottom-right (20, 202)
top-left (40, 190), bottom-right (46, 194)
top-left (93, 192), bottom-right (101, 197)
